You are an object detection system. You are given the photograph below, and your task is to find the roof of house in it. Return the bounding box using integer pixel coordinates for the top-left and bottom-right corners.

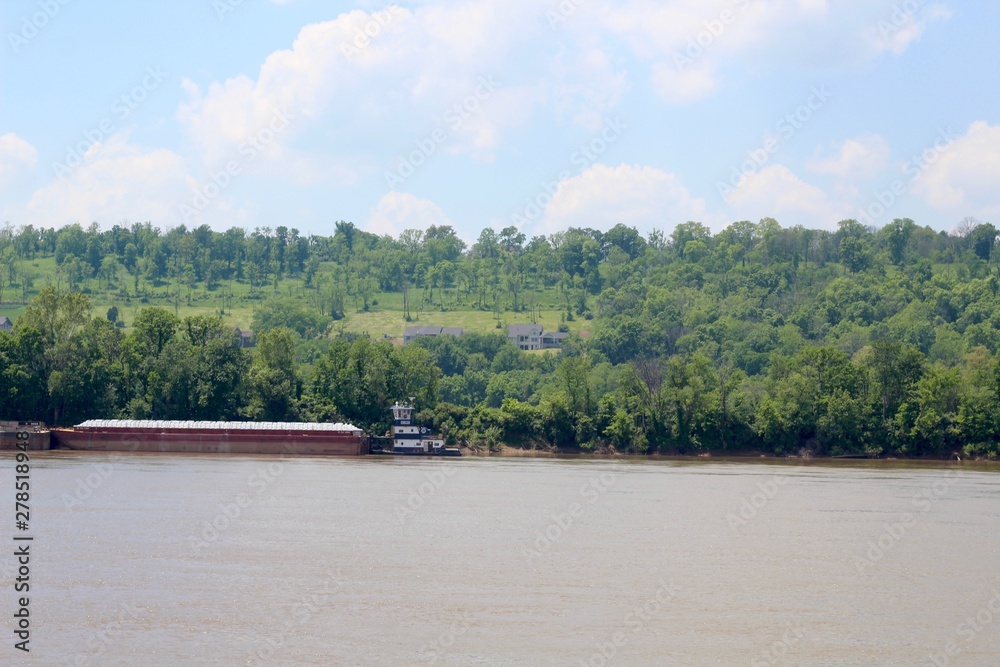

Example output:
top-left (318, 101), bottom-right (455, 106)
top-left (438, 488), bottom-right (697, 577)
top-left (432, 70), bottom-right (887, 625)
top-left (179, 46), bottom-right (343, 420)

top-left (508, 323), bottom-right (543, 336)
top-left (405, 326), bottom-right (463, 338)
top-left (406, 326), bottom-right (443, 337)
top-left (542, 331), bottom-right (569, 340)
top-left (0, 316), bottom-right (11, 327)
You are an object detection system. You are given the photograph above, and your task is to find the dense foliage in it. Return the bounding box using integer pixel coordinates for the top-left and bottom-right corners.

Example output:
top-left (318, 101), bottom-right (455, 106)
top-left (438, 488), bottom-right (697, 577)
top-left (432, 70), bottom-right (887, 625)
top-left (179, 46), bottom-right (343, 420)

top-left (2, 216), bottom-right (1000, 458)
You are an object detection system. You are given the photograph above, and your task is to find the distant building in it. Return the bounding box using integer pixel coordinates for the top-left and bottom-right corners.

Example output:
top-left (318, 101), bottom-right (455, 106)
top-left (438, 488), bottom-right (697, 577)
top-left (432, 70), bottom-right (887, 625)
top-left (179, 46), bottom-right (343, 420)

top-left (403, 326), bottom-right (463, 344)
top-left (234, 328), bottom-right (256, 348)
top-left (507, 324), bottom-right (569, 350)
top-left (508, 324), bottom-right (568, 351)
top-left (509, 323), bottom-right (543, 350)
top-left (540, 331), bottom-right (569, 349)
top-left (0, 316), bottom-right (11, 333)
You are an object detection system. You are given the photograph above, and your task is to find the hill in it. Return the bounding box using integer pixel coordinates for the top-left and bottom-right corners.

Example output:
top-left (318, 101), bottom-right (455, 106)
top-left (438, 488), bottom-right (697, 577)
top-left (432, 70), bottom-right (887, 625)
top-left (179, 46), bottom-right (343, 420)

top-left (1, 217), bottom-right (999, 459)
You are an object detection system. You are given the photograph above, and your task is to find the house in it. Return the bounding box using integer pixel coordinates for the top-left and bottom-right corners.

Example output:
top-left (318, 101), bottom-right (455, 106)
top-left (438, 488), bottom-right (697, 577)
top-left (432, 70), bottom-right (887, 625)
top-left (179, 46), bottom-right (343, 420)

top-left (234, 327), bottom-right (256, 349)
top-left (508, 323), bottom-right (543, 350)
top-left (509, 324), bottom-right (568, 351)
top-left (403, 326), bottom-right (463, 344)
top-left (0, 316), bottom-right (11, 333)
top-left (540, 331), bottom-right (569, 349)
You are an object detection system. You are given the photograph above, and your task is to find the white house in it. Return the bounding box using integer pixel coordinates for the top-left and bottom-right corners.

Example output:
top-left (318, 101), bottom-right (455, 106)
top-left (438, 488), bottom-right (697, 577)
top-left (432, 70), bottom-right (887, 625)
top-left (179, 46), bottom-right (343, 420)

top-left (508, 324), bottom-right (568, 351)
top-left (508, 323), bottom-right (543, 350)
top-left (0, 316), bottom-right (12, 333)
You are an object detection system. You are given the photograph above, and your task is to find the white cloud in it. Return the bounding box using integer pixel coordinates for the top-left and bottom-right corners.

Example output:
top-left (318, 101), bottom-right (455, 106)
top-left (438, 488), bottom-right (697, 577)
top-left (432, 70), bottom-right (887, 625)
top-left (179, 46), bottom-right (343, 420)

top-left (550, 47), bottom-right (630, 129)
top-left (913, 121), bottom-right (1000, 220)
top-left (807, 135), bottom-right (891, 178)
top-left (725, 164), bottom-right (843, 228)
top-left (178, 4), bottom-right (539, 170)
top-left (650, 62), bottom-right (717, 104)
top-left (593, 0), bottom-right (957, 103)
top-left (540, 163), bottom-right (711, 233)
top-left (20, 133), bottom-right (190, 228)
top-left (0, 133), bottom-right (38, 183)
top-left (365, 192), bottom-right (453, 237)
top-left (599, 0), bottom-right (835, 103)
top-left (867, 3), bottom-right (952, 56)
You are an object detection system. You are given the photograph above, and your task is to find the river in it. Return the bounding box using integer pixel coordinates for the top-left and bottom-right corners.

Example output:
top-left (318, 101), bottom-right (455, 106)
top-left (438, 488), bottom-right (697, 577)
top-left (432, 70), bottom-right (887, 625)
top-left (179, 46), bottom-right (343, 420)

top-left (3, 453), bottom-right (999, 665)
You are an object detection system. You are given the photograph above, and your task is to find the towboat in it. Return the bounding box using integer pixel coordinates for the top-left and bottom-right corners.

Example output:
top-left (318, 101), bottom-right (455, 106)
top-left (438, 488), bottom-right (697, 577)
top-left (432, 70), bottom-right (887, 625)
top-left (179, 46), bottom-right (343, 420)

top-left (371, 400), bottom-right (461, 456)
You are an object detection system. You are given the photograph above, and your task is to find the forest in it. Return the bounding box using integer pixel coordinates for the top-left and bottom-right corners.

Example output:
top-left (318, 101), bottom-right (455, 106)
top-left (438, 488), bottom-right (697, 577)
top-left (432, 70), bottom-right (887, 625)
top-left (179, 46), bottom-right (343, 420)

top-left (1, 216), bottom-right (999, 459)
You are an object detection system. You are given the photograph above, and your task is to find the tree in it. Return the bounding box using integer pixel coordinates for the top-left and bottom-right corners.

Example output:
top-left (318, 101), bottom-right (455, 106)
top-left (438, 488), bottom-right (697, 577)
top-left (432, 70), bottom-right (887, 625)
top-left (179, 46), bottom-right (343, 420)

top-left (244, 328), bottom-right (301, 422)
top-left (867, 338), bottom-right (926, 433)
top-left (882, 218), bottom-right (915, 265)
top-left (130, 308), bottom-right (179, 357)
top-left (970, 223), bottom-right (998, 262)
top-left (839, 236), bottom-right (871, 273)
top-left (252, 300), bottom-right (331, 339)
top-left (0, 326), bottom-right (47, 420)
top-left (18, 287), bottom-right (92, 348)
top-left (47, 319), bottom-right (123, 424)
top-left (603, 224), bottom-right (647, 261)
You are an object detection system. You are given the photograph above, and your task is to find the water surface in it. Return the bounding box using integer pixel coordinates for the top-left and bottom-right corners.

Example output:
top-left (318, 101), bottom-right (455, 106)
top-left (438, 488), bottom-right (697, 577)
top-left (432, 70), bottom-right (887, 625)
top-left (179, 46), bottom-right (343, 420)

top-left (3, 454), bottom-right (999, 665)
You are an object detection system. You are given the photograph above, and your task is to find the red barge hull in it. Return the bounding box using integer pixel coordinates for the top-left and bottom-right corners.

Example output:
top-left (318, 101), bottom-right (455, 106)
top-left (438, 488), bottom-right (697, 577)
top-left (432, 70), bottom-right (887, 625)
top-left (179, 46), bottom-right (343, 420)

top-left (51, 427), bottom-right (369, 456)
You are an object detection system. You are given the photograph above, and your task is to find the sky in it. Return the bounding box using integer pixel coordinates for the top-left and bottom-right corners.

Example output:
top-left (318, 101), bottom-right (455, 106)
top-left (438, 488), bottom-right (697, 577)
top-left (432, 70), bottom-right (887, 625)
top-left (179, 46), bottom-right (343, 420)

top-left (0, 0), bottom-right (997, 242)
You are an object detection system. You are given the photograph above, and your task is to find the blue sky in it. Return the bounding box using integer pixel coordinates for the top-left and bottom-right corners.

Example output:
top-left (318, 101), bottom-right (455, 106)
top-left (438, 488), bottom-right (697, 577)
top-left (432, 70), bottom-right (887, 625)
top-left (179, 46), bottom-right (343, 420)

top-left (1, 0), bottom-right (997, 242)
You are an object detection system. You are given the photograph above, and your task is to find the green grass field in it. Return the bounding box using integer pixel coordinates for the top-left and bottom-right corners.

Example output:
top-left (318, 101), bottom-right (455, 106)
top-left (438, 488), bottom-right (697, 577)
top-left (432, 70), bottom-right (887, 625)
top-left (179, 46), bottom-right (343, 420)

top-left (0, 261), bottom-right (590, 340)
top-left (337, 304), bottom-right (585, 340)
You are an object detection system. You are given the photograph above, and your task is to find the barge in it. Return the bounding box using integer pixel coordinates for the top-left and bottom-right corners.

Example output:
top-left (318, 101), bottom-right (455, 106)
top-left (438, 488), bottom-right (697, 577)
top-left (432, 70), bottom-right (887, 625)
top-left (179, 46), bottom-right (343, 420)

top-left (51, 420), bottom-right (368, 456)
top-left (0, 421), bottom-right (50, 451)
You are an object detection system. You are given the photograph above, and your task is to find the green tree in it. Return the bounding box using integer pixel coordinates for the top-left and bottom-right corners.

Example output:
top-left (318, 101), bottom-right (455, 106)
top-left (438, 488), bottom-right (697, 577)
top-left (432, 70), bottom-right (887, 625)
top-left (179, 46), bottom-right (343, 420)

top-left (244, 328), bottom-right (301, 422)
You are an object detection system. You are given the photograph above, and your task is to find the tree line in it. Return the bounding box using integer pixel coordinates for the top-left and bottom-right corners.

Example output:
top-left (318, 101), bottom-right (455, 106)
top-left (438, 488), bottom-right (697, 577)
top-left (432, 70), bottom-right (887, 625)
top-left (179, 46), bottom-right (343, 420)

top-left (2, 216), bottom-right (1000, 458)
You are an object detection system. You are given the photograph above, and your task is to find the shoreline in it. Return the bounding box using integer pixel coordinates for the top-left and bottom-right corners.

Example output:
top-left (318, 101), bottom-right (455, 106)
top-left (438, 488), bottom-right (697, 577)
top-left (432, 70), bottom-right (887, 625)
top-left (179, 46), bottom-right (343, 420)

top-left (18, 442), bottom-right (998, 467)
top-left (467, 444), bottom-right (994, 465)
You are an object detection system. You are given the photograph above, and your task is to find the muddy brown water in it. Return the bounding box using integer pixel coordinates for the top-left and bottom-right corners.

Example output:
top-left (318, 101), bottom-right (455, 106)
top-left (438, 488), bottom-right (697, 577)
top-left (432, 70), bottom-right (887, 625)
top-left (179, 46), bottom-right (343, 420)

top-left (3, 453), bottom-right (999, 665)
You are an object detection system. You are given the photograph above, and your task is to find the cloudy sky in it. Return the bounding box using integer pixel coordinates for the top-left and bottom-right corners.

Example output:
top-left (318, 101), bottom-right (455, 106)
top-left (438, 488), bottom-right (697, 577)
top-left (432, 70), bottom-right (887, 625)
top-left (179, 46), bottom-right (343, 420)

top-left (1, 0), bottom-right (996, 241)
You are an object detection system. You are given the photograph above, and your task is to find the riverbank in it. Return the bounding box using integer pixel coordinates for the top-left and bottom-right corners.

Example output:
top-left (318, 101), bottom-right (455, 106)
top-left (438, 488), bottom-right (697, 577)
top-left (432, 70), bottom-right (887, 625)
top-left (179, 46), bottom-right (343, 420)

top-left (464, 443), bottom-right (993, 464)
